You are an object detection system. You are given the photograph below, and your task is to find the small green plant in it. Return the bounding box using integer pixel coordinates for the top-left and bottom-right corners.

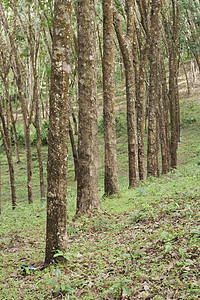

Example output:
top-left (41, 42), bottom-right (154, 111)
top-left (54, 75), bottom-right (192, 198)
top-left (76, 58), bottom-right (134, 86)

top-left (190, 229), bottom-right (200, 239)
top-left (45, 268), bottom-right (76, 297)
top-left (110, 277), bottom-right (131, 298)
top-left (128, 211), bottom-right (147, 223)
top-left (53, 250), bottom-right (71, 261)
top-left (160, 231), bottom-right (175, 253)
top-left (122, 250), bottom-right (146, 263)
top-left (179, 247), bottom-right (185, 260)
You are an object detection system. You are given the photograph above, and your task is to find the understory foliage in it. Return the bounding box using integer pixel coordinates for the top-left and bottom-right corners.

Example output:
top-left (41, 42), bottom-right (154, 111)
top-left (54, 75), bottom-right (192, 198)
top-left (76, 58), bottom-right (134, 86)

top-left (0, 91), bottom-right (200, 299)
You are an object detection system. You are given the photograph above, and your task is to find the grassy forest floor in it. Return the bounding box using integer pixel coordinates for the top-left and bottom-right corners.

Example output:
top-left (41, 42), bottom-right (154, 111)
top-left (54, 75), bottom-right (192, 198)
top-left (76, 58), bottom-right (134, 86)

top-left (0, 67), bottom-right (200, 299)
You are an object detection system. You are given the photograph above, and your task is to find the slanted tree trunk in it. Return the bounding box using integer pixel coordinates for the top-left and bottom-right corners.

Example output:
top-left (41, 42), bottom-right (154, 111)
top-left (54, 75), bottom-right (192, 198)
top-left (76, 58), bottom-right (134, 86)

top-left (114, 0), bottom-right (139, 188)
top-left (0, 100), bottom-right (17, 210)
top-left (0, 37), bottom-right (17, 208)
top-left (10, 98), bottom-right (20, 164)
top-left (45, 0), bottom-right (72, 265)
top-left (76, 0), bottom-right (101, 216)
top-left (103, 0), bottom-right (119, 195)
top-left (1, 3), bottom-right (34, 204)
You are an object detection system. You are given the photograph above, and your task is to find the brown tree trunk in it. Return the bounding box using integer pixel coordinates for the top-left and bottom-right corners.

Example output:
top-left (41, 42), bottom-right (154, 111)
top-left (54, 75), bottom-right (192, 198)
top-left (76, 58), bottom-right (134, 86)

top-left (0, 105), bottom-right (17, 210)
top-left (13, 53), bottom-right (34, 204)
top-left (103, 0), bottom-right (119, 195)
top-left (169, 50), bottom-right (178, 169)
top-left (147, 0), bottom-right (161, 177)
top-left (69, 120), bottom-right (78, 181)
top-left (114, 0), bottom-right (139, 188)
top-left (76, 0), bottom-right (101, 216)
top-left (0, 153), bottom-right (2, 215)
top-left (10, 96), bottom-right (20, 164)
top-left (32, 65), bottom-right (45, 200)
top-left (34, 111), bottom-right (45, 200)
top-left (133, 36), bottom-right (147, 181)
top-left (0, 78), bottom-right (17, 210)
top-left (45, 0), bottom-right (72, 265)
top-left (162, 0), bottom-right (180, 169)
top-left (24, 124), bottom-right (33, 204)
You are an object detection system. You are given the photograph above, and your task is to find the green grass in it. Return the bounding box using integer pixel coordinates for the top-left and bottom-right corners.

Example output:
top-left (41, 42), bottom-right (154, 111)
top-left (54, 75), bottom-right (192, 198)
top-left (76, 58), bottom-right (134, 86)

top-left (0, 95), bottom-right (200, 299)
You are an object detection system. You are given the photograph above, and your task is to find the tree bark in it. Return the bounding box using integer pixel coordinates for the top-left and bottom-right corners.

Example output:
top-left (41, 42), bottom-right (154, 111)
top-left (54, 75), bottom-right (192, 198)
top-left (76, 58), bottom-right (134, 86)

top-left (69, 120), bottom-right (78, 181)
top-left (45, 0), bottom-right (72, 265)
top-left (114, 0), bottom-right (139, 188)
top-left (147, 0), bottom-right (161, 177)
top-left (76, 0), bottom-right (101, 215)
top-left (103, 0), bottom-right (119, 195)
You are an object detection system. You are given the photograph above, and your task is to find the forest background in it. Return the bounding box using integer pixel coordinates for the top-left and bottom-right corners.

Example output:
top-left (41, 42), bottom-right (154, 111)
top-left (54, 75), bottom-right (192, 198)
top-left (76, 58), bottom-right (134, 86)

top-left (0, 0), bottom-right (200, 299)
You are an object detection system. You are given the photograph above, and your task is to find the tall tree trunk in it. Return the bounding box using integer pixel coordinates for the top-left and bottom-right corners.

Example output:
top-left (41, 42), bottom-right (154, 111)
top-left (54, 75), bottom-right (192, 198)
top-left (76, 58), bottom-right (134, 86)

top-left (76, 0), bottom-right (101, 216)
top-left (0, 87), bottom-right (17, 209)
top-left (34, 111), bottom-right (45, 200)
top-left (162, 0), bottom-right (180, 169)
top-left (13, 56), bottom-right (34, 204)
top-left (33, 67), bottom-right (45, 200)
top-left (0, 153), bottom-right (1, 215)
top-left (0, 113), bottom-right (17, 210)
top-left (24, 124), bottom-right (33, 204)
top-left (133, 36), bottom-right (147, 181)
top-left (147, 0), bottom-right (161, 177)
top-left (114, 0), bottom-right (139, 188)
top-left (103, 0), bottom-right (119, 195)
top-left (45, 0), bottom-right (72, 265)
top-left (10, 96), bottom-right (20, 164)
top-left (69, 120), bottom-right (78, 181)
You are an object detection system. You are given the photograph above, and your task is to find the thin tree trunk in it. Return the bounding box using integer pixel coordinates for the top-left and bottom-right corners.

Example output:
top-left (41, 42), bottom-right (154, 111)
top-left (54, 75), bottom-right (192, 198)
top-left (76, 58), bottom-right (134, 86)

top-left (0, 85), bottom-right (17, 209)
top-left (114, 0), bottom-right (139, 188)
top-left (10, 99), bottom-right (20, 164)
top-left (180, 56), bottom-right (191, 95)
top-left (34, 112), bottom-right (45, 200)
top-left (0, 153), bottom-right (1, 215)
top-left (24, 124), bottom-right (33, 204)
top-left (0, 121), bottom-right (17, 210)
top-left (69, 120), bottom-right (78, 181)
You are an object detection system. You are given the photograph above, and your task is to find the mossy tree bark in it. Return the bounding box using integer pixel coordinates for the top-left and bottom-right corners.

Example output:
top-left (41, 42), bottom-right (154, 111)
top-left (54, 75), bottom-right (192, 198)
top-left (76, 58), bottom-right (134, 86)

top-left (45, 0), bottom-right (72, 265)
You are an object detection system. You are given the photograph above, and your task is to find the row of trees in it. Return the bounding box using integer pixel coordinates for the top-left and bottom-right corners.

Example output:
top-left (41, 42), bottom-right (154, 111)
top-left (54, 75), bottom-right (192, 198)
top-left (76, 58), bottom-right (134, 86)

top-left (0, 0), bottom-right (199, 263)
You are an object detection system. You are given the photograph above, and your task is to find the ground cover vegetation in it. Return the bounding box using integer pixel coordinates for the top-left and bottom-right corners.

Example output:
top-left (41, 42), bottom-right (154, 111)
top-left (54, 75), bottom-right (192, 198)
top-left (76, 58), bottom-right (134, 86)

top-left (0, 74), bottom-right (200, 299)
top-left (0, 0), bottom-right (200, 298)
